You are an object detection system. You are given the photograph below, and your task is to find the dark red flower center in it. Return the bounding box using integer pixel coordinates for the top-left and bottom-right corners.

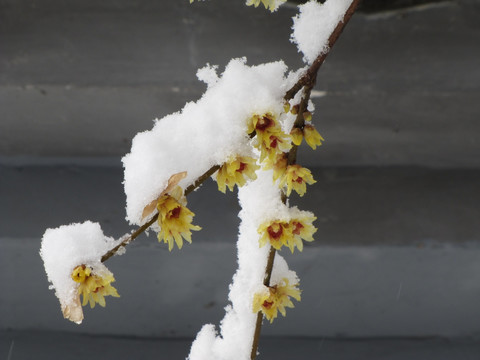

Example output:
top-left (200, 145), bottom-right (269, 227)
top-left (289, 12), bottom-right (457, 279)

top-left (262, 300), bottom-right (274, 309)
top-left (295, 176), bottom-right (304, 184)
top-left (236, 162), bottom-right (246, 173)
top-left (256, 115), bottom-right (273, 131)
top-left (268, 224), bottom-right (283, 240)
top-left (269, 136), bottom-right (279, 149)
top-left (292, 221), bottom-right (304, 235)
top-left (169, 206), bottom-right (181, 219)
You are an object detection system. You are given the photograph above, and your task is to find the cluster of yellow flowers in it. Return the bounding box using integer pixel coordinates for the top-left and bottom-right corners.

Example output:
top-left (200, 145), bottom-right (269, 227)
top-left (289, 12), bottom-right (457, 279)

top-left (71, 265), bottom-right (120, 308)
top-left (246, 111), bottom-right (319, 197)
top-left (156, 186), bottom-right (201, 251)
top-left (252, 278), bottom-right (301, 322)
top-left (247, 112), bottom-right (291, 163)
top-left (247, 106), bottom-right (321, 321)
top-left (258, 215), bottom-right (316, 253)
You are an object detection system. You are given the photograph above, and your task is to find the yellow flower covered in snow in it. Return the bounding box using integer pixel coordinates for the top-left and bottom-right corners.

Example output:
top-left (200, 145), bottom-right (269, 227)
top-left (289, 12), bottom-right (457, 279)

top-left (157, 186), bottom-right (201, 251)
top-left (290, 124), bottom-right (324, 150)
top-left (216, 156), bottom-right (260, 193)
top-left (258, 220), bottom-right (292, 250)
top-left (252, 278), bottom-right (301, 322)
top-left (246, 0), bottom-right (286, 12)
top-left (247, 113), bottom-right (290, 163)
top-left (71, 265), bottom-right (119, 308)
top-left (279, 164), bottom-right (316, 197)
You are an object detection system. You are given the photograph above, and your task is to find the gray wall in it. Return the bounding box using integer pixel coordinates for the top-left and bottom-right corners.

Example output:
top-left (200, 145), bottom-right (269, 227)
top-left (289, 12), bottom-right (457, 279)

top-left (1, 0), bottom-right (480, 340)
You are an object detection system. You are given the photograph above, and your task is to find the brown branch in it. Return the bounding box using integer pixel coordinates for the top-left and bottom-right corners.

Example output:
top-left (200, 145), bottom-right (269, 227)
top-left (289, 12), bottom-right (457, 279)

top-left (101, 213), bottom-right (159, 263)
top-left (101, 164), bottom-right (221, 263)
top-left (250, 311), bottom-right (264, 360)
top-left (250, 245), bottom-right (277, 360)
top-left (284, 0), bottom-right (361, 102)
top-left (185, 164), bottom-right (221, 196)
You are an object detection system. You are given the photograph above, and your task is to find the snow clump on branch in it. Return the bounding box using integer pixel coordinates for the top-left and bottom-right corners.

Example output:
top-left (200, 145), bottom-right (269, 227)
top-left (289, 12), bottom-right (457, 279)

top-left (291, 0), bottom-right (353, 64)
top-left (123, 58), bottom-right (299, 227)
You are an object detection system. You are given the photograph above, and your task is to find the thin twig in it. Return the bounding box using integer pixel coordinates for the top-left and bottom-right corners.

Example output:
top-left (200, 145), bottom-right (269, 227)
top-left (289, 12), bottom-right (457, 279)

top-left (249, 246), bottom-right (276, 360)
top-left (101, 164), bottom-right (221, 262)
top-left (284, 0), bottom-right (361, 102)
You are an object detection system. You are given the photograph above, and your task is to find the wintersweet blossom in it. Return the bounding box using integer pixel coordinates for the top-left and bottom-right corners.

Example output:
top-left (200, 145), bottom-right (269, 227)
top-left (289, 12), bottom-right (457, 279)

top-left (246, 0), bottom-right (286, 12)
top-left (278, 164), bottom-right (316, 197)
top-left (258, 215), bottom-right (317, 253)
top-left (304, 124), bottom-right (324, 150)
top-left (287, 216), bottom-right (317, 252)
top-left (252, 278), bottom-right (301, 322)
top-left (157, 186), bottom-right (201, 251)
top-left (290, 127), bottom-right (303, 146)
top-left (247, 113), bottom-right (290, 163)
top-left (216, 156), bottom-right (260, 193)
top-left (71, 265), bottom-right (119, 308)
top-left (290, 124), bottom-right (324, 150)
top-left (303, 110), bottom-right (312, 122)
top-left (263, 152), bottom-right (287, 182)
top-left (258, 220), bottom-right (291, 250)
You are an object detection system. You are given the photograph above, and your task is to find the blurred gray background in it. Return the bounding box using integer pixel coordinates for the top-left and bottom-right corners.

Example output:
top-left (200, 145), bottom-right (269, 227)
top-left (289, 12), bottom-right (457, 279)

top-left (1, 0), bottom-right (480, 359)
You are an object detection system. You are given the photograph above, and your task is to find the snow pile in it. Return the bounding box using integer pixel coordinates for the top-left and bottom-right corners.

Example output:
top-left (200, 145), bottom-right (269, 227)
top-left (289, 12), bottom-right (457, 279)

top-left (123, 58), bottom-right (298, 226)
top-left (291, 0), bottom-right (353, 64)
top-left (40, 221), bottom-right (118, 324)
top-left (188, 171), bottom-right (298, 360)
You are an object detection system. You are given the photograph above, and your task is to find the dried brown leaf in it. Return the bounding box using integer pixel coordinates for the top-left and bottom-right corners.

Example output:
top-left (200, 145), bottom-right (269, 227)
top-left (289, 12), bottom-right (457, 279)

top-left (61, 296), bottom-right (84, 324)
top-left (141, 171), bottom-right (187, 220)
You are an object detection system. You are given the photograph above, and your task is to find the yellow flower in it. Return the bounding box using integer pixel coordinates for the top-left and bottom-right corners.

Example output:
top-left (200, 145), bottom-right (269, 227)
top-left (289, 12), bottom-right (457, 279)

top-left (246, 0), bottom-right (286, 12)
top-left (252, 278), bottom-right (301, 323)
top-left (303, 111), bottom-right (312, 122)
top-left (216, 156), bottom-right (260, 193)
top-left (258, 219), bottom-right (292, 250)
top-left (258, 215), bottom-right (317, 253)
top-left (156, 186), bottom-right (201, 251)
top-left (263, 152), bottom-right (288, 182)
top-left (260, 134), bottom-right (291, 164)
top-left (304, 124), bottom-right (324, 150)
top-left (287, 216), bottom-right (317, 253)
top-left (289, 124), bottom-right (324, 150)
top-left (247, 113), bottom-right (290, 163)
top-left (290, 127), bottom-right (303, 146)
top-left (71, 265), bottom-right (119, 308)
top-left (278, 164), bottom-right (316, 197)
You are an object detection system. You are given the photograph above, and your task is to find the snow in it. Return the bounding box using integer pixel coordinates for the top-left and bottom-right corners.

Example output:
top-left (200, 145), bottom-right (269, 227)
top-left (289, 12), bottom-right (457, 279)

top-left (39, 221), bottom-right (119, 323)
top-left (196, 64), bottom-right (219, 88)
top-left (188, 170), bottom-right (298, 360)
top-left (123, 58), bottom-right (299, 227)
top-left (291, 0), bottom-right (353, 64)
